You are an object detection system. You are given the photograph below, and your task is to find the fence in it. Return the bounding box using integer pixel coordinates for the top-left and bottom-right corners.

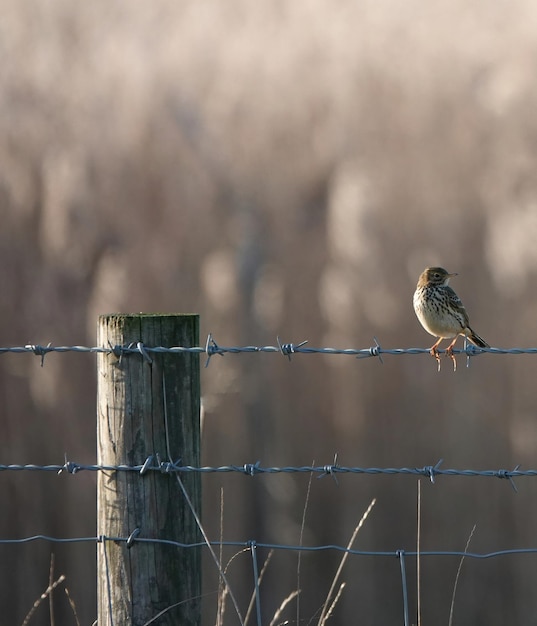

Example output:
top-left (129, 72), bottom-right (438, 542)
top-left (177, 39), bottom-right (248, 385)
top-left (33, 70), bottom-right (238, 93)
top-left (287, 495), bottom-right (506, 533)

top-left (2, 462), bottom-right (536, 626)
top-left (10, 335), bottom-right (537, 364)
top-left (2, 316), bottom-right (537, 625)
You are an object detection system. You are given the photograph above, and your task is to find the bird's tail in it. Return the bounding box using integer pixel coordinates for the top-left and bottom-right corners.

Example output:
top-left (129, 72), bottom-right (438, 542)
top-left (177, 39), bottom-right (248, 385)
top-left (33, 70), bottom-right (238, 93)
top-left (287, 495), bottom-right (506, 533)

top-left (467, 328), bottom-right (489, 348)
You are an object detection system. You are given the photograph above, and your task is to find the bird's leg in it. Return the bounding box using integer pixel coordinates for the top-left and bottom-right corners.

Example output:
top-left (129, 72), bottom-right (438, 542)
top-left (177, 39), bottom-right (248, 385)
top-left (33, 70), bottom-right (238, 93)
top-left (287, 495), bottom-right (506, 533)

top-left (429, 337), bottom-right (444, 372)
top-left (445, 337), bottom-right (459, 372)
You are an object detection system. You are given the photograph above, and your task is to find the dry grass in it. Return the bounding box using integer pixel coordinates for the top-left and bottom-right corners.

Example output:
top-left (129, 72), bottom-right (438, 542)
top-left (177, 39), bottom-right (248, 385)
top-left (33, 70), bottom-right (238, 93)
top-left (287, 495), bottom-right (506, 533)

top-left (22, 555), bottom-right (80, 626)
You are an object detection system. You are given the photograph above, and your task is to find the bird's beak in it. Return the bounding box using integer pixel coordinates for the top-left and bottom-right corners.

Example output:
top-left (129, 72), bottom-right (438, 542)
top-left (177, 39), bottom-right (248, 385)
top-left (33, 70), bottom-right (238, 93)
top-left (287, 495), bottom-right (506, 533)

top-left (448, 272), bottom-right (458, 277)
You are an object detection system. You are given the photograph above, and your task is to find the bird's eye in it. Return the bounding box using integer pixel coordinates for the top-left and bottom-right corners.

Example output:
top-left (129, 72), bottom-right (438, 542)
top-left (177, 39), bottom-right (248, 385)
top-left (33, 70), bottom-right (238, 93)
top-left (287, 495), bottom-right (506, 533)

top-left (434, 273), bottom-right (440, 278)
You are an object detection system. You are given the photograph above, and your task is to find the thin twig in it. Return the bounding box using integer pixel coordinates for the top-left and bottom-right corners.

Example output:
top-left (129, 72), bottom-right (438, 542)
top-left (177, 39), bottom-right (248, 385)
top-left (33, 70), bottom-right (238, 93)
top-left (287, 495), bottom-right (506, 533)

top-left (48, 554), bottom-right (55, 626)
top-left (448, 524), bottom-right (477, 626)
top-left (317, 498), bottom-right (376, 625)
top-left (21, 574), bottom-right (66, 626)
top-left (64, 587), bottom-right (81, 626)
top-left (216, 487), bottom-right (225, 626)
top-left (322, 583), bottom-right (346, 623)
top-left (269, 590), bottom-right (301, 626)
top-left (141, 592), bottom-right (219, 626)
top-left (297, 462), bottom-right (315, 625)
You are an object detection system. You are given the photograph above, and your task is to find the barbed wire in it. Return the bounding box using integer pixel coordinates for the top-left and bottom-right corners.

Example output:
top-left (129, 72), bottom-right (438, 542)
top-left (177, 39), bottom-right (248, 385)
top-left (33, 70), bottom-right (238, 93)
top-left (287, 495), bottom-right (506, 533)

top-left (0, 457), bottom-right (526, 490)
top-left (3, 335), bottom-right (536, 367)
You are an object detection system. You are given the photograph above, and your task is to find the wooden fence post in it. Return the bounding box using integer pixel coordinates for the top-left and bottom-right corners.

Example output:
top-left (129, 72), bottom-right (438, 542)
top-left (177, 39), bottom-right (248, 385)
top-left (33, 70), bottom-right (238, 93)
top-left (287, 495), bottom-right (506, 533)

top-left (96, 314), bottom-right (201, 626)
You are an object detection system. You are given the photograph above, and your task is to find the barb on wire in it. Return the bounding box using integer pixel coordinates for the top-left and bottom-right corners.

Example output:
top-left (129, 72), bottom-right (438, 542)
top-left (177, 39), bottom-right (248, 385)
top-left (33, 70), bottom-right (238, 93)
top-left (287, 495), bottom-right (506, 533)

top-left (26, 343), bottom-right (52, 366)
top-left (136, 342), bottom-right (153, 364)
top-left (319, 452), bottom-right (340, 485)
top-left (422, 459), bottom-right (444, 484)
top-left (108, 341), bottom-right (124, 360)
top-left (496, 465), bottom-right (521, 493)
top-left (58, 454), bottom-right (81, 475)
top-left (205, 333), bottom-right (225, 368)
top-left (277, 336), bottom-right (308, 361)
top-left (139, 455), bottom-right (154, 475)
top-left (357, 337), bottom-right (384, 364)
top-left (242, 462), bottom-right (262, 476)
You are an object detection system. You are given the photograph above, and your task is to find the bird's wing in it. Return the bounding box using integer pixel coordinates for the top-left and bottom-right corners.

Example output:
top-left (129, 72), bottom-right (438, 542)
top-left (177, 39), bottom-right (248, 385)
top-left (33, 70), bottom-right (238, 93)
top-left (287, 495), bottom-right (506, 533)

top-left (444, 286), bottom-right (470, 326)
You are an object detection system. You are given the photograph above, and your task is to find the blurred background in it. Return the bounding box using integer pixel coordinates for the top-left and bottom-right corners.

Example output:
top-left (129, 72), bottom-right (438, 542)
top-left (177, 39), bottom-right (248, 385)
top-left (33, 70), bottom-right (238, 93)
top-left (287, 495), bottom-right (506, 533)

top-left (2, 0), bottom-right (537, 623)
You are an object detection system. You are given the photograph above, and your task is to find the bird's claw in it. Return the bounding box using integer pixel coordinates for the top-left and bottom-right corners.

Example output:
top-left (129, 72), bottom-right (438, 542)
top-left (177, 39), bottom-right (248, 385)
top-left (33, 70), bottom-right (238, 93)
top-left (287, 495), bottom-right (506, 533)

top-left (445, 347), bottom-right (457, 372)
top-left (430, 347), bottom-right (442, 372)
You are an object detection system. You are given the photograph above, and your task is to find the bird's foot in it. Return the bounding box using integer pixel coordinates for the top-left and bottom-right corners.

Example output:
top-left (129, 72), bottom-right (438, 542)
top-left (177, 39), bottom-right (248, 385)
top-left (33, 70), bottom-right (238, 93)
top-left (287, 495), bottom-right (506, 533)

top-left (445, 346), bottom-right (457, 372)
top-left (430, 347), bottom-right (442, 372)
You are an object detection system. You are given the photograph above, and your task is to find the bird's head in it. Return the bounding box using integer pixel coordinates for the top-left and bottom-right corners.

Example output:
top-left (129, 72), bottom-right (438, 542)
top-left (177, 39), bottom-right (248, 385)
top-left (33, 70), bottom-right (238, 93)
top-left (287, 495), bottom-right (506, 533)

top-left (418, 267), bottom-right (458, 287)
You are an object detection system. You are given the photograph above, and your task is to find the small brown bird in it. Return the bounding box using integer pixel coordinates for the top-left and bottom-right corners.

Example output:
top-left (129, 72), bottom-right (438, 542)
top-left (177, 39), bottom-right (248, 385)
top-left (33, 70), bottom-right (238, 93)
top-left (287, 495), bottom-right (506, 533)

top-left (413, 267), bottom-right (489, 371)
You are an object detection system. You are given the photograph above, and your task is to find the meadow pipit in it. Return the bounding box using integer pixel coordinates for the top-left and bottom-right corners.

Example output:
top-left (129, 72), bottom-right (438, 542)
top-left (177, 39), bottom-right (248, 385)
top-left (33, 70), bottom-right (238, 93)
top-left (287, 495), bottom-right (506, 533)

top-left (413, 267), bottom-right (489, 371)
